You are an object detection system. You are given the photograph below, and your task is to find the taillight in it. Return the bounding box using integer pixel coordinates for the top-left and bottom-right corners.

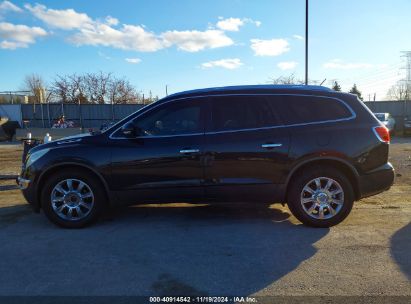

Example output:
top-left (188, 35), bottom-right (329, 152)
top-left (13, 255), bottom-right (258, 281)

top-left (373, 126), bottom-right (390, 143)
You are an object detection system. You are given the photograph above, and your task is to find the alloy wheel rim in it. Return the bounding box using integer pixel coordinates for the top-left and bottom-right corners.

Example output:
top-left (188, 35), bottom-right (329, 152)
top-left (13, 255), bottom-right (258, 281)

top-left (300, 177), bottom-right (344, 220)
top-left (51, 178), bottom-right (94, 221)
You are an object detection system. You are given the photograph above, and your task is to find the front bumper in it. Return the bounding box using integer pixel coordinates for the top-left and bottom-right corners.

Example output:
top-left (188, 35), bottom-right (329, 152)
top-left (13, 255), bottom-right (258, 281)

top-left (16, 177), bottom-right (30, 190)
top-left (16, 176), bottom-right (40, 212)
top-left (358, 163), bottom-right (394, 199)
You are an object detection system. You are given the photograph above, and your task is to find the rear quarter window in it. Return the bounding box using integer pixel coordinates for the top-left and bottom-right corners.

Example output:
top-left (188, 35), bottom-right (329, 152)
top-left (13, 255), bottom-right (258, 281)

top-left (272, 95), bottom-right (353, 125)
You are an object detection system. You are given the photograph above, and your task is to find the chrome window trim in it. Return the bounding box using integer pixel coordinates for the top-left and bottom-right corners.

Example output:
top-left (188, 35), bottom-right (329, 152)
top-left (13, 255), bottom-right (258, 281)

top-left (56, 138), bottom-right (82, 145)
top-left (129, 132), bottom-right (205, 139)
top-left (109, 93), bottom-right (356, 140)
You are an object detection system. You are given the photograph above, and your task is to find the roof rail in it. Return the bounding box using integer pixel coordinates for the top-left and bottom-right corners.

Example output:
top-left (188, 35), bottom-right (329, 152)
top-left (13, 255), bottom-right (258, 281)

top-left (166, 84), bottom-right (333, 98)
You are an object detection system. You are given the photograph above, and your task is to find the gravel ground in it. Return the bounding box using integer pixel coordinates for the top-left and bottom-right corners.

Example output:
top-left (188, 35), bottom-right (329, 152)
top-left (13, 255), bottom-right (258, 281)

top-left (0, 139), bottom-right (409, 297)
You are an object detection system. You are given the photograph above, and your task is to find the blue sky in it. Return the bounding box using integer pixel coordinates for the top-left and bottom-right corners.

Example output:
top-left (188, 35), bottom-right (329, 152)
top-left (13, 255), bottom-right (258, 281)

top-left (0, 0), bottom-right (410, 100)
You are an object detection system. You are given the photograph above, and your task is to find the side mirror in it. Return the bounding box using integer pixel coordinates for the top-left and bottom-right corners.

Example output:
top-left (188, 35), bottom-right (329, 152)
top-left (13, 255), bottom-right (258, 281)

top-left (121, 122), bottom-right (144, 138)
top-left (121, 122), bottom-right (137, 137)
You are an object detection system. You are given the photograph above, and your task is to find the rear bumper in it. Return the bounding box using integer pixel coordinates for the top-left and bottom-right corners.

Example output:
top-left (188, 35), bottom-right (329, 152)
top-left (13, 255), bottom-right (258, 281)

top-left (358, 163), bottom-right (394, 199)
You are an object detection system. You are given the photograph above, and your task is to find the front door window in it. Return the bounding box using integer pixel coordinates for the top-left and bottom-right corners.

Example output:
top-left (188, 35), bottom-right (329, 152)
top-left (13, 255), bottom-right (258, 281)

top-left (134, 101), bottom-right (202, 136)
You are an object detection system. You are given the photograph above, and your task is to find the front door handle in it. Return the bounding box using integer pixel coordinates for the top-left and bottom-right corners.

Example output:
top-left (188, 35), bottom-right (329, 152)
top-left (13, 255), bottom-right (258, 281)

top-left (261, 143), bottom-right (282, 149)
top-left (179, 148), bottom-right (200, 154)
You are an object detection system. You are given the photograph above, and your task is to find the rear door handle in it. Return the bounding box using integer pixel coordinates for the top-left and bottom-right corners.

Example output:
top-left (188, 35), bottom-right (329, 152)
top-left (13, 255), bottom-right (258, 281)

top-left (179, 149), bottom-right (200, 154)
top-left (261, 143), bottom-right (282, 149)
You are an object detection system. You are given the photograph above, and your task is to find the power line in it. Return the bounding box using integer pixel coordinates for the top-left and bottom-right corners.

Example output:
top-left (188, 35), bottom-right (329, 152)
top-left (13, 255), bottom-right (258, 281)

top-left (359, 76), bottom-right (403, 89)
top-left (344, 64), bottom-right (402, 83)
top-left (354, 70), bottom-right (402, 83)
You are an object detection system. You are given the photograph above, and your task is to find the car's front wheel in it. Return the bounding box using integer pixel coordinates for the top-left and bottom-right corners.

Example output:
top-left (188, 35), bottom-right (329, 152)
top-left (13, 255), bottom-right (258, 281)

top-left (41, 170), bottom-right (106, 228)
top-left (287, 166), bottom-right (354, 228)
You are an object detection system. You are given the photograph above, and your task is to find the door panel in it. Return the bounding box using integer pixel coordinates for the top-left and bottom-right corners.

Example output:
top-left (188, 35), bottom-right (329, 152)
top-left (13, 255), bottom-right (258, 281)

top-left (109, 135), bottom-right (205, 204)
top-left (204, 128), bottom-right (290, 202)
top-left (109, 98), bottom-right (206, 204)
top-left (204, 95), bottom-right (290, 203)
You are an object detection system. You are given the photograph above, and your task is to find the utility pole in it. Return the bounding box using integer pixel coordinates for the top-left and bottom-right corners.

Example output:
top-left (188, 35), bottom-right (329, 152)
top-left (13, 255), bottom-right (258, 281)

top-left (400, 52), bottom-right (411, 128)
top-left (305, 0), bottom-right (309, 85)
top-left (165, 85), bottom-right (168, 96)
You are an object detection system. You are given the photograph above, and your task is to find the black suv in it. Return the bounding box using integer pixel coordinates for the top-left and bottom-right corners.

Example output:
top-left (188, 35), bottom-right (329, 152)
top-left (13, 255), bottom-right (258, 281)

top-left (17, 85), bottom-right (394, 228)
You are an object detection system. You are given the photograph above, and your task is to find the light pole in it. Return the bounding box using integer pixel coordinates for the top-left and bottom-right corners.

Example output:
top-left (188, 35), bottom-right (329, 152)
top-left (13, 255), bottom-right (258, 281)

top-left (305, 0), bottom-right (309, 85)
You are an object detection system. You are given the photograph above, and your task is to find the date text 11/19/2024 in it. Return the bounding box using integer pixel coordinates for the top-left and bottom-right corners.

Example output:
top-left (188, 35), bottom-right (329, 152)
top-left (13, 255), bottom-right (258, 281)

top-left (149, 296), bottom-right (257, 303)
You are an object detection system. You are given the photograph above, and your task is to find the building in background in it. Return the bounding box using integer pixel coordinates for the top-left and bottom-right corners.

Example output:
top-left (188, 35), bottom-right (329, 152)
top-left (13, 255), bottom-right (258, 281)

top-left (0, 93), bottom-right (29, 104)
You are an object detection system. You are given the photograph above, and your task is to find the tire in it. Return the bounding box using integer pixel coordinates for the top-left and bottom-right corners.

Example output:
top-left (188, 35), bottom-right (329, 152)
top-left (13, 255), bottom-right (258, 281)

top-left (287, 166), bottom-right (354, 228)
top-left (41, 169), bottom-right (106, 228)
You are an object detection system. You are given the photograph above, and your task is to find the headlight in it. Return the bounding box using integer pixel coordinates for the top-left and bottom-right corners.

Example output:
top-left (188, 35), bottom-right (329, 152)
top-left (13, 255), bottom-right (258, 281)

top-left (26, 149), bottom-right (49, 167)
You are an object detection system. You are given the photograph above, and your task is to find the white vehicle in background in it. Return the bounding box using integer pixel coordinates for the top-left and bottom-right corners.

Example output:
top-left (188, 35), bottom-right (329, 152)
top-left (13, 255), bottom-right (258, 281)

top-left (374, 113), bottom-right (396, 134)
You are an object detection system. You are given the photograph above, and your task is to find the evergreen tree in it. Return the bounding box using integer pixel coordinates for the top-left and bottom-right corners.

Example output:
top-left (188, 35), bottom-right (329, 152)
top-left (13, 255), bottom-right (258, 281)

top-left (332, 81), bottom-right (341, 91)
top-left (349, 84), bottom-right (363, 100)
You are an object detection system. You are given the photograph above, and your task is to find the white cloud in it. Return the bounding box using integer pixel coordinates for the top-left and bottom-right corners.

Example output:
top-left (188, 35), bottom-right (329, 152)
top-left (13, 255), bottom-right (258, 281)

top-left (98, 51), bottom-right (111, 60)
top-left (25, 3), bottom-right (93, 30)
top-left (0, 40), bottom-right (24, 49)
top-left (162, 30), bottom-right (233, 52)
top-left (24, 3), bottom-right (235, 53)
top-left (323, 59), bottom-right (374, 69)
top-left (278, 61), bottom-right (298, 70)
top-left (250, 38), bottom-right (290, 56)
top-left (125, 57), bottom-right (141, 64)
top-left (293, 34), bottom-right (304, 40)
top-left (216, 17), bottom-right (261, 31)
top-left (202, 58), bottom-right (243, 70)
top-left (105, 16), bottom-right (119, 26)
top-left (0, 22), bottom-right (47, 49)
top-left (244, 18), bottom-right (262, 28)
top-left (216, 17), bottom-right (244, 32)
top-left (70, 24), bottom-right (165, 52)
top-left (0, 1), bottom-right (22, 13)
top-left (70, 24), bottom-right (233, 53)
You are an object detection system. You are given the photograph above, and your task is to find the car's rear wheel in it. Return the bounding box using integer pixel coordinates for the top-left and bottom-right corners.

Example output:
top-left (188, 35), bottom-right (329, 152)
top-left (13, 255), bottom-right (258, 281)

top-left (287, 166), bottom-right (354, 228)
top-left (41, 170), bottom-right (106, 228)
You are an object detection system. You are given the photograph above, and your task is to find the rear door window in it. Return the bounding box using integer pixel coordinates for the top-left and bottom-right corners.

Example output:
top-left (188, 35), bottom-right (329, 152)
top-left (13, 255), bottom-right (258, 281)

top-left (209, 95), bottom-right (281, 132)
top-left (271, 95), bottom-right (352, 125)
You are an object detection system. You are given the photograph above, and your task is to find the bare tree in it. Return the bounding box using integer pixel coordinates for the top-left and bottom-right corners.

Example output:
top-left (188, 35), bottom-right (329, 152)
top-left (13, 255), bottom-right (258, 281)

top-left (23, 73), bottom-right (52, 103)
top-left (270, 74), bottom-right (304, 85)
top-left (270, 73), bottom-right (324, 86)
top-left (52, 75), bottom-right (70, 103)
top-left (69, 74), bottom-right (88, 104)
top-left (52, 72), bottom-right (141, 104)
top-left (52, 74), bottom-right (87, 104)
top-left (386, 81), bottom-right (410, 101)
top-left (109, 77), bottom-right (140, 104)
top-left (84, 71), bottom-right (111, 104)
